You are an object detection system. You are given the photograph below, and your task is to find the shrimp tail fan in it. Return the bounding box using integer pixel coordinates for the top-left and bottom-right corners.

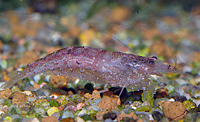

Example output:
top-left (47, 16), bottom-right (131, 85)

top-left (0, 71), bottom-right (26, 90)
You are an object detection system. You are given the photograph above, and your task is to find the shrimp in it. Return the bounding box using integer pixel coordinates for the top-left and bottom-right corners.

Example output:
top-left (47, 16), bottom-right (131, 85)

top-left (1, 46), bottom-right (178, 91)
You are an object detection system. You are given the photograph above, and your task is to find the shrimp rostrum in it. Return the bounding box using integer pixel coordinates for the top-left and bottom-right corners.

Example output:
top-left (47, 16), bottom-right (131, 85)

top-left (1, 46), bottom-right (178, 91)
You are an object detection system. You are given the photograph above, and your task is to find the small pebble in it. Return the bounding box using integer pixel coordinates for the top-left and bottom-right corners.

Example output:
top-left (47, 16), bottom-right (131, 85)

top-left (34, 106), bottom-right (46, 115)
top-left (104, 118), bottom-right (115, 122)
top-left (0, 110), bottom-right (4, 115)
top-left (49, 99), bottom-right (60, 107)
top-left (0, 88), bottom-right (12, 99)
top-left (47, 107), bottom-right (59, 116)
top-left (78, 109), bottom-right (87, 117)
top-left (3, 116), bottom-right (13, 122)
top-left (12, 91), bottom-right (27, 105)
top-left (60, 117), bottom-right (74, 122)
top-left (183, 100), bottom-right (196, 111)
top-left (23, 82), bottom-right (34, 91)
top-left (51, 112), bottom-right (60, 120)
top-left (4, 99), bottom-right (12, 107)
top-left (42, 116), bottom-right (58, 122)
top-left (41, 101), bottom-right (50, 108)
top-left (35, 88), bottom-right (52, 97)
top-left (10, 114), bottom-right (22, 120)
top-left (117, 112), bottom-right (138, 122)
top-left (61, 110), bottom-right (75, 119)
top-left (3, 105), bottom-right (9, 113)
top-left (88, 98), bottom-right (101, 106)
top-left (0, 98), bottom-right (5, 105)
top-left (152, 111), bottom-right (163, 121)
top-left (11, 86), bottom-right (21, 92)
top-left (75, 116), bottom-right (85, 122)
top-left (184, 112), bottom-right (199, 122)
top-left (161, 101), bottom-right (187, 121)
top-left (27, 94), bottom-right (37, 102)
top-left (135, 105), bottom-right (151, 112)
top-left (103, 112), bottom-right (117, 120)
top-left (174, 96), bottom-right (187, 102)
top-left (0, 60), bottom-right (7, 69)
top-left (22, 117), bottom-right (40, 122)
top-left (97, 96), bottom-right (118, 112)
top-left (22, 91), bottom-right (32, 96)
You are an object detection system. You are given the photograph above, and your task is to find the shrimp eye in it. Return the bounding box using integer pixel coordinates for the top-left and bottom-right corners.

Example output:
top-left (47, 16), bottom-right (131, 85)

top-left (151, 56), bottom-right (157, 60)
top-left (149, 60), bottom-right (155, 65)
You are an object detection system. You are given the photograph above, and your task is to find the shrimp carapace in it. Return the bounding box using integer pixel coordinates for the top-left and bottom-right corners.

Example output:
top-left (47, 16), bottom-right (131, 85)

top-left (1, 46), bottom-right (179, 90)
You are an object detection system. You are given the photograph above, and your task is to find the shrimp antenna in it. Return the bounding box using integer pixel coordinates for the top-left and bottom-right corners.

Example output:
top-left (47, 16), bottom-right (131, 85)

top-left (104, 31), bottom-right (135, 54)
top-left (167, 43), bottom-right (184, 76)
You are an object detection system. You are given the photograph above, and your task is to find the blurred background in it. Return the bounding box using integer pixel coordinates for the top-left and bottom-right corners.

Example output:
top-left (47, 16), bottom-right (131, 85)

top-left (0, 0), bottom-right (200, 75)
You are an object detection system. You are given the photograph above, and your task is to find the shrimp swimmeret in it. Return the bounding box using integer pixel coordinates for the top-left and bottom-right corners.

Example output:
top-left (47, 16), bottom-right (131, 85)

top-left (1, 46), bottom-right (178, 91)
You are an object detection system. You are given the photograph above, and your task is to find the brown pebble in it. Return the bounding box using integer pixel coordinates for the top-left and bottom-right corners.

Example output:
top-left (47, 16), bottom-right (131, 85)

top-left (68, 91), bottom-right (74, 95)
top-left (154, 88), bottom-right (169, 98)
top-left (33, 83), bottom-right (40, 90)
top-left (42, 116), bottom-right (58, 122)
top-left (97, 96), bottom-right (118, 112)
top-left (0, 88), bottom-right (12, 99)
top-left (137, 118), bottom-right (144, 122)
top-left (80, 90), bottom-right (86, 97)
top-left (91, 90), bottom-right (101, 100)
top-left (61, 118), bottom-right (74, 122)
top-left (103, 91), bottom-right (114, 97)
top-left (84, 93), bottom-right (91, 100)
top-left (49, 75), bottom-right (69, 88)
top-left (12, 91), bottom-right (27, 105)
top-left (161, 101), bottom-right (187, 121)
top-left (117, 112), bottom-right (138, 122)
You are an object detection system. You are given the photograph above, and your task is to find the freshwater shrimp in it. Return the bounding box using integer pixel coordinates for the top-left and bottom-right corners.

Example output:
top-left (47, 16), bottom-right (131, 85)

top-left (1, 46), bottom-right (178, 91)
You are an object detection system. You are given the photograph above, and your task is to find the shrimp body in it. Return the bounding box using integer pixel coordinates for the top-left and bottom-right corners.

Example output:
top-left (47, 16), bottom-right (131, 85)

top-left (1, 46), bottom-right (178, 90)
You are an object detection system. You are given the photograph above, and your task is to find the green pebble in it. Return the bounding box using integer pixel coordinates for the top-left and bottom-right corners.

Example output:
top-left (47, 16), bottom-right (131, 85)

top-left (82, 114), bottom-right (95, 121)
top-left (57, 95), bottom-right (68, 105)
top-left (142, 90), bottom-right (154, 107)
top-left (4, 116), bottom-right (13, 121)
top-left (49, 99), bottom-right (60, 107)
top-left (41, 101), bottom-right (50, 108)
top-left (9, 106), bottom-right (22, 115)
top-left (4, 99), bottom-right (12, 107)
top-left (183, 100), bottom-right (196, 111)
top-left (13, 118), bottom-right (23, 122)
top-left (166, 85), bottom-right (174, 94)
top-left (135, 105), bottom-right (151, 112)
top-left (27, 113), bottom-right (36, 118)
